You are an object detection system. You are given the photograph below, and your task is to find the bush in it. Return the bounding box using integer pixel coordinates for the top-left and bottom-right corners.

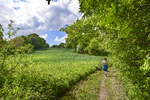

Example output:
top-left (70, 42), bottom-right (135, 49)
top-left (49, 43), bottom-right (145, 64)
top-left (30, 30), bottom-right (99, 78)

top-left (51, 43), bottom-right (65, 48)
top-left (87, 38), bottom-right (108, 56)
top-left (15, 44), bottom-right (34, 54)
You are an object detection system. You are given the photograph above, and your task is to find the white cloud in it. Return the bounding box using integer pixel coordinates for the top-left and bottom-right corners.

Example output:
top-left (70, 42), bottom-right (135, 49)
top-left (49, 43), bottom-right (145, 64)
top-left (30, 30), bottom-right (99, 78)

top-left (40, 34), bottom-right (48, 39)
top-left (55, 34), bottom-right (67, 43)
top-left (0, 0), bottom-right (82, 36)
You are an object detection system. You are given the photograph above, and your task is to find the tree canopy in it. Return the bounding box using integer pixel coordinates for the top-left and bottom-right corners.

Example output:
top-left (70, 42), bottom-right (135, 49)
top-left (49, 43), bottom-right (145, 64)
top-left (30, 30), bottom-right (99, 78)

top-left (27, 33), bottom-right (49, 49)
top-left (10, 33), bottom-right (49, 51)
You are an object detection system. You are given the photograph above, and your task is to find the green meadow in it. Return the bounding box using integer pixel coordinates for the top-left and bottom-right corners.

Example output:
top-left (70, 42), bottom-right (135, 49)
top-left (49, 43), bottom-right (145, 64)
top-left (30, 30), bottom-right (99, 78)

top-left (2, 48), bottom-right (103, 99)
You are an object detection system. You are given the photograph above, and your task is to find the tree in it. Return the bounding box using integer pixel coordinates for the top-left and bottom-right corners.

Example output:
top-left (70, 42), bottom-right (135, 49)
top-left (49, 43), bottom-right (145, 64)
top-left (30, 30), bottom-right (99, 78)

top-left (27, 33), bottom-right (49, 49)
top-left (0, 24), bottom-right (3, 41)
top-left (59, 43), bottom-right (65, 48)
top-left (0, 24), bottom-right (4, 49)
top-left (9, 36), bottom-right (34, 54)
top-left (7, 20), bottom-right (20, 39)
top-left (51, 43), bottom-right (65, 48)
top-left (0, 20), bottom-right (20, 55)
top-left (9, 33), bottom-right (49, 52)
top-left (87, 37), bottom-right (108, 56)
top-left (60, 17), bottom-right (101, 53)
top-left (0, 21), bottom-right (20, 88)
top-left (9, 36), bottom-right (25, 48)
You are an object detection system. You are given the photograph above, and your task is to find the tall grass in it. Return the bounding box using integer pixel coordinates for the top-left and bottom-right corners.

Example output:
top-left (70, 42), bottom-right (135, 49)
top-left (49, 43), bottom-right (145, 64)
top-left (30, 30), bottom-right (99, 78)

top-left (0, 48), bottom-right (103, 99)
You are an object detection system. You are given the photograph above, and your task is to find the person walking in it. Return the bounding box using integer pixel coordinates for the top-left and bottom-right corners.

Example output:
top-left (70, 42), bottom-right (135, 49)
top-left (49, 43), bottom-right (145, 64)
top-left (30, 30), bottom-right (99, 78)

top-left (102, 58), bottom-right (108, 78)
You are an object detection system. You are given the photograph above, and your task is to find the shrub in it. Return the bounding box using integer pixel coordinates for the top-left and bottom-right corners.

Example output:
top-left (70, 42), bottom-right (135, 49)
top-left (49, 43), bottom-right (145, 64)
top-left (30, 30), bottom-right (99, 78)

top-left (15, 44), bottom-right (34, 54)
top-left (87, 38), bottom-right (108, 56)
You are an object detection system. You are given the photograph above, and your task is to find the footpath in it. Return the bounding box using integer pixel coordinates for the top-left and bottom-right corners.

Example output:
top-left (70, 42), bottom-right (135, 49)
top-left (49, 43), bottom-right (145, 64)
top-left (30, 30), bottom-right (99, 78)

top-left (98, 68), bottom-right (128, 100)
top-left (59, 68), bottom-right (128, 100)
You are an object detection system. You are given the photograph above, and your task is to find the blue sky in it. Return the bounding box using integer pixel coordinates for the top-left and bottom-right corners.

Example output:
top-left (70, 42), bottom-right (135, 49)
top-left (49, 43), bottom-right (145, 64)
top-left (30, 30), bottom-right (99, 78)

top-left (0, 0), bottom-right (82, 45)
top-left (44, 30), bottom-right (67, 46)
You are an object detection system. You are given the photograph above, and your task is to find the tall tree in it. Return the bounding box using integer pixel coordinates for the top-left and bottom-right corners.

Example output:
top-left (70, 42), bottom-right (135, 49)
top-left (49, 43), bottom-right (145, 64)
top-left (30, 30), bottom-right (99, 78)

top-left (27, 33), bottom-right (49, 49)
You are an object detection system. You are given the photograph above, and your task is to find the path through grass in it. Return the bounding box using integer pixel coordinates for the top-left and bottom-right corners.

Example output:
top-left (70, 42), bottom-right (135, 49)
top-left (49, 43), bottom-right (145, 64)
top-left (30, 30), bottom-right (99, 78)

top-left (100, 67), bottom-right (128, 100)
top-left (60, 67), bottom-right (128, 100)
top-left (60, 71), bottom-right (103, 100)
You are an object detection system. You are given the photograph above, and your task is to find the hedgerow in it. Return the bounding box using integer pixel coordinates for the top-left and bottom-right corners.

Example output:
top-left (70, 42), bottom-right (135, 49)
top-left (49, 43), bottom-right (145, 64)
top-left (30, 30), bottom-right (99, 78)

top-left (62, 0), bottom-right (150, 99)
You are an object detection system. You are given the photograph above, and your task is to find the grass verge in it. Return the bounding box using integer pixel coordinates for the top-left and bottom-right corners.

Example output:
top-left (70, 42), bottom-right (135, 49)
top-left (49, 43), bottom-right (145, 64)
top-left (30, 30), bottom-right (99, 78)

top-left (59, 71), bottom-right (103, 100)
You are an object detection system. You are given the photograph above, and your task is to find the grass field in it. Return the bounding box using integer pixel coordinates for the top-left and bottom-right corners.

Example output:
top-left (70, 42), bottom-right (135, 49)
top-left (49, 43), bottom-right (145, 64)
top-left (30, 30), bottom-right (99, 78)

top-left (1, 48), bottom-right (103, 99)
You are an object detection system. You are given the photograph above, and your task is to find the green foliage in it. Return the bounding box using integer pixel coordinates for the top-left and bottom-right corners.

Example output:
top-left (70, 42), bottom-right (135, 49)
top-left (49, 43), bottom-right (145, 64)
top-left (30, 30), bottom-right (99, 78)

top-left (0, 24), bottom-right (4, 52)
top-left (0, 48), bottom-right (102, 99)
top-left (119, 74), bottom-right (143, 100)
top-left (59, 43), bottom-right (65, 48)
top-left (0, 24), bottom-right (4, 42)
top-left (9, 36), bottom-right (25, 48)
top-left (9, 33), bottom-right (49, 53)
top-left (15, 44), bottom-right (34, 54)
top-left (51, 43), bottom-right (65, 48)
top-left (7, 20), bottom-right (20, 39)
top-left (0, 20), bottom-right (20, 55)
top-left (0, 21), bottom-right (34, 99)
top-left (61, 17), bottom-right (106, 55)
top-left (27, 33), bottom-right (49, 50)
top-left (0, 21), bottom-right (20, 91)
top-left (9, 36), bottom-right (33, 54)
top-left (68, 0), bottom-right (150, 99)
top-left (87, 37), bottom-right (108, 56)
top-left (60, 71), bottom-right (103, 100)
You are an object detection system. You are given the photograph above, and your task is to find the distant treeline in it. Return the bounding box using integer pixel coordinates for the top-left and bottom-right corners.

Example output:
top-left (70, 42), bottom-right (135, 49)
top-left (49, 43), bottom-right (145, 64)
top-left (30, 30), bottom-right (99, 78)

top-left (50, 43), bottom-right (65, 48)
top-left (9, 33), bottom-right (49, 54)
top-left (0, 20), bottom-right (49, 54)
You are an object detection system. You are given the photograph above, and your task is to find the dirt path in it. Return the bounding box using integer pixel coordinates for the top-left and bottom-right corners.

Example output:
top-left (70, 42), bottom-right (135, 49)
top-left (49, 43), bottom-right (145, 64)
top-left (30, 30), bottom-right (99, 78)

top-left (59, 71), bottom-right (103, 100)
top-left (60, 68), bottom-right (128, 100)
top-left (98, 68), bottom-right (128, 100)
top-left (98, 75), bottom-right (107, 100)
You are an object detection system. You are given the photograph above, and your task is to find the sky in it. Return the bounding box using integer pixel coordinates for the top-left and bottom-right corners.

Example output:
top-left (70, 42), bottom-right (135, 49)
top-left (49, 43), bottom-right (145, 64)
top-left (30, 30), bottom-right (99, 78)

top-left (0, 0), bottom-right (82, 45)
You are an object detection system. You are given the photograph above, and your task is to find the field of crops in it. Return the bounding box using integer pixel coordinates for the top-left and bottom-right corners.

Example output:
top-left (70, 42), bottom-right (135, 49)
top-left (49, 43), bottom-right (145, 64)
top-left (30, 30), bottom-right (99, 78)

top-left (1, 48), bottom-right (103, 99)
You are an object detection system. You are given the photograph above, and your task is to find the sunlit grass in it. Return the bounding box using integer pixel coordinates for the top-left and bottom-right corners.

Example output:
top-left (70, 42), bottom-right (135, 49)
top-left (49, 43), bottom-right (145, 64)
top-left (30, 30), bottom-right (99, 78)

top-left (2, 48), bottom-right (103, 99)
top-left (60, 71), bottom-right (103, 100)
